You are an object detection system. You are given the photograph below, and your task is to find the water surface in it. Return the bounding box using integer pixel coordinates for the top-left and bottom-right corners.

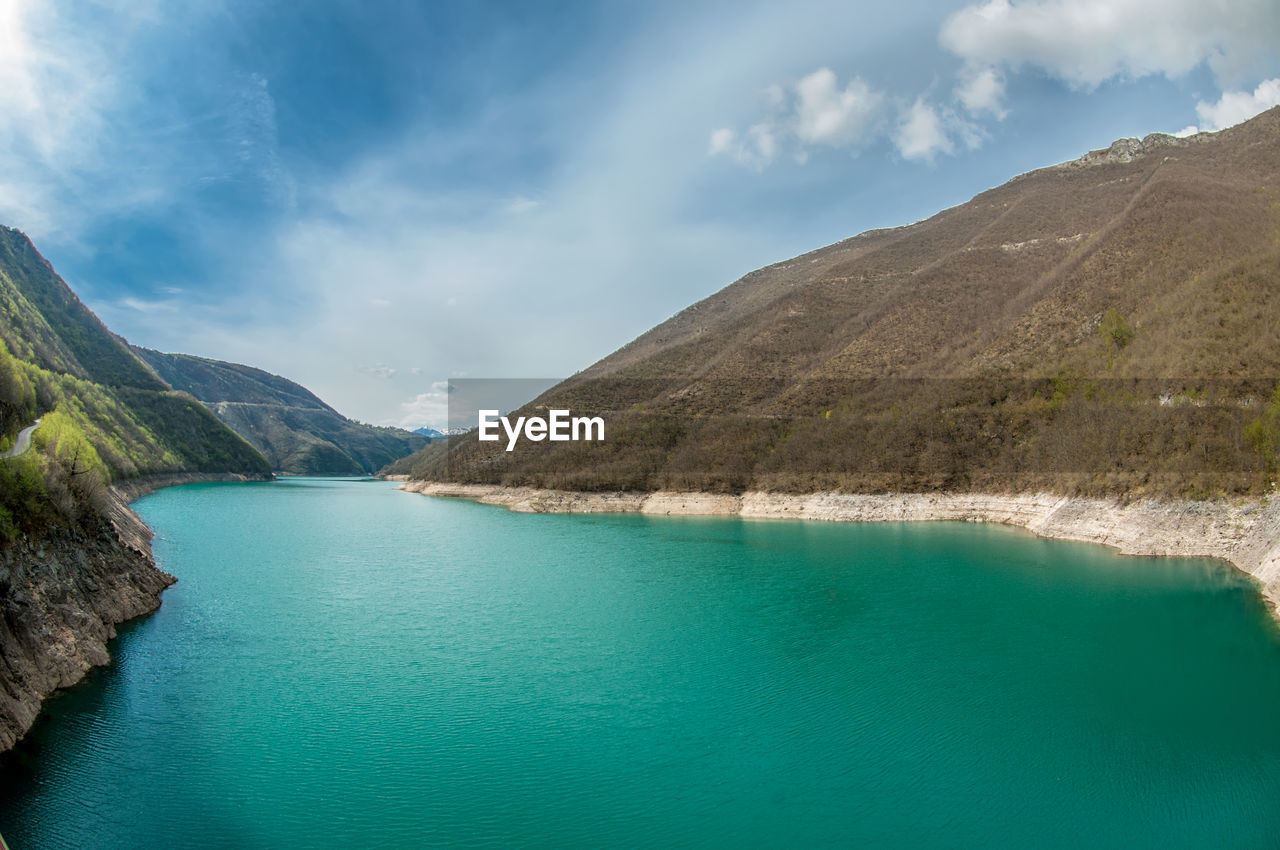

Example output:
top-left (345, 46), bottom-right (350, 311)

top-left (3, 478), bottom-right (1280, 847)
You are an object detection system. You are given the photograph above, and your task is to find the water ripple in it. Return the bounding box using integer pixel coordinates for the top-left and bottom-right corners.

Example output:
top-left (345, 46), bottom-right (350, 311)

top-left (3, 478), bottom-right (1280, 849)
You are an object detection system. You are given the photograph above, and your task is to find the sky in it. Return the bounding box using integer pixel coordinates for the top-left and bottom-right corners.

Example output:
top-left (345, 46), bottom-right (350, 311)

top-left (1, 0), bottom-right (1278, 431)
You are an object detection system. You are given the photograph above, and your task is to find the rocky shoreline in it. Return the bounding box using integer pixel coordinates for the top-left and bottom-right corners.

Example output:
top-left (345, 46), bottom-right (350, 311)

top-left (0, 472), bottom-right (273, 753)
top-left (400, 481), bottom-right (1280, 618)
top-left (110, 471), bottom-right (274, 502)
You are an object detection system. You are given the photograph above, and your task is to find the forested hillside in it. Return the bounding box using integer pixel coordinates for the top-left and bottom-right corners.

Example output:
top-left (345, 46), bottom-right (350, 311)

top-left (0, 227), bottom-right (270, 542)
top-left (397, 108), bottom-right (1280, 499)
top-left (134, 348), bottom-right (428, 475)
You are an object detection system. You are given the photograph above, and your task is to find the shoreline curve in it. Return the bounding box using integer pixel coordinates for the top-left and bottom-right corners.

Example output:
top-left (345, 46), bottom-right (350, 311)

top-left (399, 481), bottom-right (1280, 621)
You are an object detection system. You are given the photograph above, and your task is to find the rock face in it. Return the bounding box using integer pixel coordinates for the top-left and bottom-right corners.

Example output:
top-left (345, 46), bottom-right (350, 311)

top-left (1060, 132), bottom-right (1194, 168)
top-left (0, 488), bottom-right (174, 752)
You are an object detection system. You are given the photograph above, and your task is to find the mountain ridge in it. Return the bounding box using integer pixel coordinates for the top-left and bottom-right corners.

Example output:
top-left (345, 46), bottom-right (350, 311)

top-left (135, 347), bottom-right (337, 412)
top-left (0, 227), bottom-right (272, 484)
top-left (0, 226), bottom-right (274, 752)
top-left (393, 106), bottom-right (1280, 499)
top-left (133, 347), bottom-right (428, 475)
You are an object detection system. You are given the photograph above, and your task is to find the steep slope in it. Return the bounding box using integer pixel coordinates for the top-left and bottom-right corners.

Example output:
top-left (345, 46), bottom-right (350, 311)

top-left (0, 227), bottom-right (272, 481)
top-left (134, 348), bottom-right (428, 475)
top-left (0, 228), bottom-right (167, 391)
top-left (0, 227), bottom-right (271, 752)
top-left (402, 108), bottom-right (1280, 498)
top-left (135, 348), bottom-right (333, 410)
top-left (0, 488), bottom-right (173, 752)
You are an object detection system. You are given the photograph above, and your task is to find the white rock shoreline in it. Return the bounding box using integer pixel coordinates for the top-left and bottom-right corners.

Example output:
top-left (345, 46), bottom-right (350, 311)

top-left (399, 481), bottom-right (1280, 619)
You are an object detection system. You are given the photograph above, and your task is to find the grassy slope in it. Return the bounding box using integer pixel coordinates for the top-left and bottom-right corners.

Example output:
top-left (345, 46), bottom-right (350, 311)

top-left (0, 228), bottom-right (167, 391)
top-left (0, 227), bottom-right (270, 540)
top-left (400, 108), bottom-right (1280, 499)
top-left (136, 348), bottom-right (334, 410)
top-left (133, 347), bottom-right (428, 475)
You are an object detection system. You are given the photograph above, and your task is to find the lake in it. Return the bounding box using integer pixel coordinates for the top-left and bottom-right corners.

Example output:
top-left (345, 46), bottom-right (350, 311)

top-left (3, 477), bottom-right (1280, 847)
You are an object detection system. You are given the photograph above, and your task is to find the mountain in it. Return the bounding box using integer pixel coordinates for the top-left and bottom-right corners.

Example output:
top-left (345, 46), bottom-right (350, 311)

top-left (393, 107), bottom-right (1280, 499)
top-left (413, 427), bottom-right (443, 438)
top-left (0, 225), bottom-right (273, 751)
top-left (0, 226), bottom-right (272, 493)
top-left (132, 348), bottom-right (428, 475)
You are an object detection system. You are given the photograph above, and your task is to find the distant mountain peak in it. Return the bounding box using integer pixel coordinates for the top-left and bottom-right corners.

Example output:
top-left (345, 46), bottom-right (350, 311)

top-left (1058, 131), bottom-right (1198, 170)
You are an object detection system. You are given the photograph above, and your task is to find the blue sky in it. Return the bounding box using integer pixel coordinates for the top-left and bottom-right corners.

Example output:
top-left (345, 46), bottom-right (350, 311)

top-left (2, 0), bottom-right (1278, 430)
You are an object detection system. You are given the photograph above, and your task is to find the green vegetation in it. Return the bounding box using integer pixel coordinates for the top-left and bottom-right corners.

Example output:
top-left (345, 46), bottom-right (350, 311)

top-left (134, 348), bottom-right (427, 474)
top-left (1100, 309), bottom-right (1135, 351)
top-left (0, 338), bottom-right (37, 435)
top-left (1099, 309), bottom-right (1135, 369)
top-left (2, 337), bottom-right (269, 481)
top-left (0, 406), bottom-right (116, 544)
top-left (135, 347), bottom-right (332, 409)
top-left (0, 227), bottom-right (166, 390)
top-left (1, 227), bottom-right (272, 542)
top-left (0, 452), bottom-right (60, 543)
top-left (112, 388), bottom-right (275, 474)
top-left (1244, 385), bottom-right (1280, 478)
top-left (401, 108), bottom-right (1280, 500)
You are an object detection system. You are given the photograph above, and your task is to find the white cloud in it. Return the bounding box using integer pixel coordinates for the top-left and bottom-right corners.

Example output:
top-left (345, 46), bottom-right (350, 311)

top-left (894, 99), bottom-right (955, 162)
top-left (119, 295), bottom-right (179, 314)
top-left (708, 127), bottom-right (735, 155)
top-left (397, 382), bottom-right (450, 431)
top-left (232, 73), bottom-right (294, 209)
top-left (713, 0), bottom-right (1277, 173)
top-left (1195, 77), bottom-right (1280, 130)
top-left (747, 122), bottom-right (779, 163)
top-left (240, 41), bottom-right (796, 426)
top-left (710, 68), bottom-right (884, 168)
top-left (0, 2), bottom-right (107, 155)
top-left (358, 364), bottom-right (398, 380)
top-left (793, 68), bottom-right (883, 147)
top-left (707, 120), bottom-right (784, 169)
top-left (940, 0), bottom-right (1280, 89)
top-left (1172, 125), bottom-right (1201, 137)
top-left (956, 66), bottom-right (1007, 118)
top-left (502, 196), bottom-right (541, 215)
top-left (0, 0), bottom-right (113, 236)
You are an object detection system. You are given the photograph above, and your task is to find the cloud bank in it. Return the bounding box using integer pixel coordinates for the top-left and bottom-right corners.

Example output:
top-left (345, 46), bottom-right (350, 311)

top-left (708, 69), bottom-right (885, 168)
top-left (940, 0), bottom-right (1280, 88)
top-left (713, 0), bottom-right (1280, 170)
top-left (1192, 78), bottom-right (1280, 132)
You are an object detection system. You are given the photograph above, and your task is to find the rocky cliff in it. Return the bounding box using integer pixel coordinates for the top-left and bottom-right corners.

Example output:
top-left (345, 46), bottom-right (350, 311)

top-left (0, 222), bottom-right (280, 754)
top-left (0, 487), bottom-right (172, 752)
top-left (0, 470), bottom-right (275, 753)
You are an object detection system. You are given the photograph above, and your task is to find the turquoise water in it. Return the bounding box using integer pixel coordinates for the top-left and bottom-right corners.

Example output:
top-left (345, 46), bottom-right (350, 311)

top-left (3, 478), bottom-right (1280, 848)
